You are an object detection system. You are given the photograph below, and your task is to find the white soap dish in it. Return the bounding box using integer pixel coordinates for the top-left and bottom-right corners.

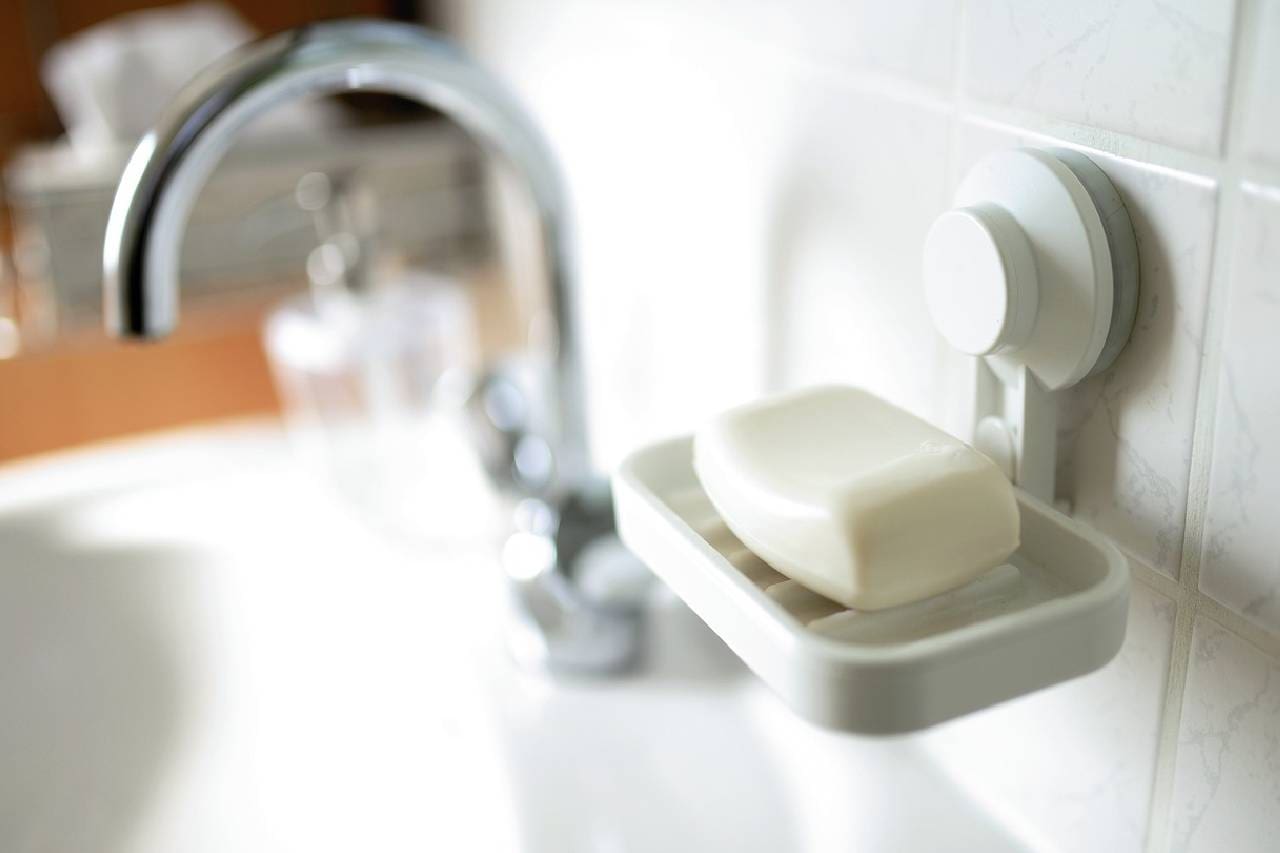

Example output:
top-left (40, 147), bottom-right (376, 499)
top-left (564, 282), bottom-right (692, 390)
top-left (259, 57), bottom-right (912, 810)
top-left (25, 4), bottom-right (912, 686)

top-left (613, 437), bottom-right (1128, 734)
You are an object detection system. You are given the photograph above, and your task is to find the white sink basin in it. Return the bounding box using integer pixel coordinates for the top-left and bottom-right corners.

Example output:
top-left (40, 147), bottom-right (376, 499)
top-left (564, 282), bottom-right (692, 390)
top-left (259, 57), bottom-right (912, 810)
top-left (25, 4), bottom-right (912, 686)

top-left (0, 423), bottom-right (1030, 852)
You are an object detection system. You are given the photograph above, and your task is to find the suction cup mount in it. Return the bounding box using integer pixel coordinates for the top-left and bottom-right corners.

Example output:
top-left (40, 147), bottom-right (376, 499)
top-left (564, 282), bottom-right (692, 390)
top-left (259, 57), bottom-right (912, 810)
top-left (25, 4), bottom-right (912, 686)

top-left (923, 148), bottom-right (1139, 503)
top-left (609, 147), bottom-right (1138, 733)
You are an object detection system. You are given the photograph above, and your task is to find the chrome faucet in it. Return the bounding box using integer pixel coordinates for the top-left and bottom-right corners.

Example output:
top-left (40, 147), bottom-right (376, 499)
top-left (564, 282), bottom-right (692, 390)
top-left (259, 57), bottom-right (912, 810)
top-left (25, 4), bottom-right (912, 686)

top-left (102, 20), bottom-right (649, 674)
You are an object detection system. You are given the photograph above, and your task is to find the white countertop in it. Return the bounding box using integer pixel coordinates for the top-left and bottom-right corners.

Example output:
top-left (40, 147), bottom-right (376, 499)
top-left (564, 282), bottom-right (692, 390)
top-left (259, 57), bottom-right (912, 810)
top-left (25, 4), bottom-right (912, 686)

top-left (0, 422), bottom-right (1028, 852)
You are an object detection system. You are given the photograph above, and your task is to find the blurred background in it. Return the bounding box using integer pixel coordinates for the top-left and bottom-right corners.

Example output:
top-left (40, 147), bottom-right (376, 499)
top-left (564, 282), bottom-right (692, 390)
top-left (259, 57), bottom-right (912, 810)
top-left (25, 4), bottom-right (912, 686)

top-left (0, 0), bottom-right (529, 463)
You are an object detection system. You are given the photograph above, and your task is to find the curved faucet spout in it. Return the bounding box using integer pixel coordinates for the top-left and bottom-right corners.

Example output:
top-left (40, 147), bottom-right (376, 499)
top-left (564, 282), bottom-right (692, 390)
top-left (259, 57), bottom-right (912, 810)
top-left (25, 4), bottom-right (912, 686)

top-left (102, 19), bottom-right (650, 675)
top-left (103, 19), bottom-right (588, 482)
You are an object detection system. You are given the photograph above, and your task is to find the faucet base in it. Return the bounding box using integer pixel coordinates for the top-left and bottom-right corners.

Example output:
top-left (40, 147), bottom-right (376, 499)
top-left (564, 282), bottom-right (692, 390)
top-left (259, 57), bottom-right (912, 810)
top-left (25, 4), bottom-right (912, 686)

top-left (502, 495), bottom-right (653, 676)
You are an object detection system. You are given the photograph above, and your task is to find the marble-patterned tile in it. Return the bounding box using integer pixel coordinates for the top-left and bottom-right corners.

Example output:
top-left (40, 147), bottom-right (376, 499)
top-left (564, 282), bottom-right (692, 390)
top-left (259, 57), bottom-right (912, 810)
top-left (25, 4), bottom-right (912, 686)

top-left (1168, 617), bottom-right (1280, 852)
top-left (764, 74), bottom-right (955, 427)
top-left (963, 0), bottom-right (1237, 154)
top-left (923, 581), bottom-right (1175, 853)
top-left (1199, 188), bottom-right (1280, 632)
top-left (953, 121), bottom-right (1218, 577)
top-left (1242, 0), bottom-right (1280, 170)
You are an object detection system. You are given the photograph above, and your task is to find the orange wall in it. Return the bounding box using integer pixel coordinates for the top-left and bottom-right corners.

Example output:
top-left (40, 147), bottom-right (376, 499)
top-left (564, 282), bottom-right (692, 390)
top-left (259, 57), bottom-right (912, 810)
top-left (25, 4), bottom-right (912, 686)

top-left (0, 302), bottom-right (281, 462)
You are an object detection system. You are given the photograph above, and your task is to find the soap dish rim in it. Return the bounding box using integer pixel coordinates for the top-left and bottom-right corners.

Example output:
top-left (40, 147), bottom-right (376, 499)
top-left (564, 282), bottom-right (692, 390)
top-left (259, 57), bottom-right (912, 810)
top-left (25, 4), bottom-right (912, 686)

top-left (613, 435), bottom-right (1131, 733)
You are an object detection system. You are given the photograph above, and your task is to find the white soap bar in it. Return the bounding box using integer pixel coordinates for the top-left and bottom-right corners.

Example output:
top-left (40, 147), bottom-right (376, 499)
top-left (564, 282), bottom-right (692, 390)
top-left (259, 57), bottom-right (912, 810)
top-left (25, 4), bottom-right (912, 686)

top-left (693, 386), bottom-right (1020, 611)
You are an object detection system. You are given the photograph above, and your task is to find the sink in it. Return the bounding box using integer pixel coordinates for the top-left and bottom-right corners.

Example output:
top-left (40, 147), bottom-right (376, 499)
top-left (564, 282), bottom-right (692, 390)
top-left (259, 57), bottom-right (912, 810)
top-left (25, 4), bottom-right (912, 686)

top-left (0, 423), bottom-right (1030, 852)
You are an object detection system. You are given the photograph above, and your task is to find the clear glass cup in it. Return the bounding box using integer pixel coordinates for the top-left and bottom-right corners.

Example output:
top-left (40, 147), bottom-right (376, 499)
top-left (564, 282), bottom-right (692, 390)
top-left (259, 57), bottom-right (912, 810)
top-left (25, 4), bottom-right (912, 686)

top-left (263, 271), bottom-right (500, 543)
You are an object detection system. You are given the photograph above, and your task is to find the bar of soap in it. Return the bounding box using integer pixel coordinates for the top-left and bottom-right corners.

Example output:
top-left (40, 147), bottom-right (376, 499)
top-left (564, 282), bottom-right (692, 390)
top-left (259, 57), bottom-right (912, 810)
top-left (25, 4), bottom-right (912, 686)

top-left (693, 385), bottom-right (1020, 611)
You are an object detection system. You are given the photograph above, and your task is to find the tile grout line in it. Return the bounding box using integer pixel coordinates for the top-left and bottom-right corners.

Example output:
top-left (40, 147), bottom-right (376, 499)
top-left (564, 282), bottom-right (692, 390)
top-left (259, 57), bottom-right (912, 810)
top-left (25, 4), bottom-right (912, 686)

top-left (1135, 566), bottom-right (1280, 662)
top-left (1144, 1), bottom-right (1258, 850)
top-left (1129, 560), bottom-right (1181, 601)
top-left (1198, 594), bottom-right (1280, 660)
top-left (958, 101), bottom-right (1225, 181)
top-left (1146, 590), bottom-right (1199, 853)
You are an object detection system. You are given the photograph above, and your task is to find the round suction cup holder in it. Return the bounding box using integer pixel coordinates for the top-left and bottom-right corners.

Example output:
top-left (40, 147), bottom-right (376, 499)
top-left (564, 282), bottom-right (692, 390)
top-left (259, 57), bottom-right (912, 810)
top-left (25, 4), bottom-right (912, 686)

top-left (923, 148), bottom-right (1139, 502)
top-left (924, 202), bottom-right (1039, 357)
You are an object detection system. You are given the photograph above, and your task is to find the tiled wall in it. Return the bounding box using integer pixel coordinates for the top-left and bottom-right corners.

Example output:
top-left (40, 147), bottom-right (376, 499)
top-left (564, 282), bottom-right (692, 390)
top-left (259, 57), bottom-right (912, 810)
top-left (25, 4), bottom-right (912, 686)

top-left (442, 1), bottom-right (1280, 850)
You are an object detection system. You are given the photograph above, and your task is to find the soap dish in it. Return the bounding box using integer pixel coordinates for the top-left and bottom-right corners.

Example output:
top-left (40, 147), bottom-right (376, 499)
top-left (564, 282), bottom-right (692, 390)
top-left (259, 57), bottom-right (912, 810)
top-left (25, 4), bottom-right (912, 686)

top-left (613, 437), bottom-right (1129, 734)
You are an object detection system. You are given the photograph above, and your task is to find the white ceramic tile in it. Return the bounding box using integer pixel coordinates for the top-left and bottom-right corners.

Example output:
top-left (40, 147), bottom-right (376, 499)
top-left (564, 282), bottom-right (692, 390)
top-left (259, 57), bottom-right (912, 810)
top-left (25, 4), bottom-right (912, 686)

top-left (953, 122), bottom-right (1218, 578)
top-left (1168, 617), bottom-right (1280, 852)
top-left (1242, 0), bottom-right (1280, 170)
top-left (963, 0), bottom-right (1237, 154)
top-left (922, 581), bottom-right (1175, 853)
top-left (1200, 188), bottom-right (1280, 631)
top-left (675, 0), bottom-right (960, 91)
top-left (456, 0), bottom-right (960, 93)
top-left (767, 76), bottom-right (955, 427)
